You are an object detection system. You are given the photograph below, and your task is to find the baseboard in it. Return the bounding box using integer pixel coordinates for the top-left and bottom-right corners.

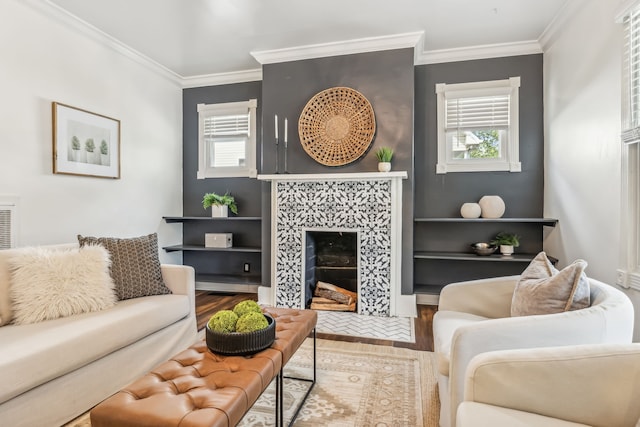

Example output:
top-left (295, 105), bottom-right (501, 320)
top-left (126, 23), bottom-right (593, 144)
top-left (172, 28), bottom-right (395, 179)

top-left (416, 293), bottom-right (440, 306)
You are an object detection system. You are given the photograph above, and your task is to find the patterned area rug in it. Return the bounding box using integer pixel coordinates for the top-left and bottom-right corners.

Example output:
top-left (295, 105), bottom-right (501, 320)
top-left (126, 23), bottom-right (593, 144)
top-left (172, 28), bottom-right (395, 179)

top-left (64, 339), bottom-right (439, 427)
top-left (316, 311), bottom-right (415, 343)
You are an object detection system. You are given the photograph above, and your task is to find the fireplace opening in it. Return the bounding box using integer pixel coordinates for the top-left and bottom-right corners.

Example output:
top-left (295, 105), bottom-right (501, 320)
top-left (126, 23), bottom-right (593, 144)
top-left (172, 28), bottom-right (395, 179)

top-left (304, 231), bottom-right (357, 311)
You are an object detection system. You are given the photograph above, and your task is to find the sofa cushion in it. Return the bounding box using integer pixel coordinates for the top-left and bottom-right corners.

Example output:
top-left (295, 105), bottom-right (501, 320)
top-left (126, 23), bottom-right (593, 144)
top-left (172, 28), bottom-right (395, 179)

top-left (8, 245), bottom-right (116, 325)
top-left (457, 402), bottom-right (590, 427)
top-left (78, 233), bottom-right (171, 300)
top-left (433, 310), bottom-right (490, 376)
top-left (0, 244), bottom-right (78, 326)
top-left (0, 293), bottom-right (190, 405)
top-left (511, 252), bottom-right (590, 317)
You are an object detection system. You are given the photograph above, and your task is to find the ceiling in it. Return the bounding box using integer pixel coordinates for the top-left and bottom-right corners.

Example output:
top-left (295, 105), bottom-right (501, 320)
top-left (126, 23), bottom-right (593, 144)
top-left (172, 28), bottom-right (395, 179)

top-left (47, 0), bottom-right (569, 78)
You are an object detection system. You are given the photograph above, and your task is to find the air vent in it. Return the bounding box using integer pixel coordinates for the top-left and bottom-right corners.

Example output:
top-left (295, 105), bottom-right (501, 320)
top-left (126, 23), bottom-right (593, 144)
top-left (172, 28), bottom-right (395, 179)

top-left (0, 199), bottom-right (17, 249)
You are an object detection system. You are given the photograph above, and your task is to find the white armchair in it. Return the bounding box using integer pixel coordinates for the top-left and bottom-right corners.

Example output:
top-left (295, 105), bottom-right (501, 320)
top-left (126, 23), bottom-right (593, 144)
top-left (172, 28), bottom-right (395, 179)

top-left (457, 344), bottom-right (640, 427)
top-left (433, 275), bottom-right (634, 427)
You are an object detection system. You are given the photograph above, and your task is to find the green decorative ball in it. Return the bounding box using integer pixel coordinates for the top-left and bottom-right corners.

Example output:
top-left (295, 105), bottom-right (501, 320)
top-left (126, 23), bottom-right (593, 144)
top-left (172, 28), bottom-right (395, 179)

top-left (207, 310), bottom-right (238, 333)
top-left (235, 312), bottom-right (269, 333)
top-left (233, 300), bottom-right (262, 318)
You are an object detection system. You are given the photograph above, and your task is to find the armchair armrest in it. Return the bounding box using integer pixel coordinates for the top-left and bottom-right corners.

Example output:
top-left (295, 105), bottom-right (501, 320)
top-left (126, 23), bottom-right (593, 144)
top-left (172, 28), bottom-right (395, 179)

top-left (447, 306), bottom-right (623, 427)
top-left (161, 264), bottom-right (195, 318)
top-left (438, 275), bottom-right (518, 318)
top-left (463, 344), bottom-right (640, 427)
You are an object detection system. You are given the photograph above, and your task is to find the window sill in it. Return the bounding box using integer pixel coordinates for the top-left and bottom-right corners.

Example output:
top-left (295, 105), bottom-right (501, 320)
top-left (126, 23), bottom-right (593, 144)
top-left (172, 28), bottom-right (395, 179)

top-left (436, 161), bottom-right (521, 174)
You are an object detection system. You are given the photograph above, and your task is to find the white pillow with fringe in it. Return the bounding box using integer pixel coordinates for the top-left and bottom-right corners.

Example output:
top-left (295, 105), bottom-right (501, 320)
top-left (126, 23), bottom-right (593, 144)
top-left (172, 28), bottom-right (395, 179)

top-left (9, 245), bottom-right (116, 325)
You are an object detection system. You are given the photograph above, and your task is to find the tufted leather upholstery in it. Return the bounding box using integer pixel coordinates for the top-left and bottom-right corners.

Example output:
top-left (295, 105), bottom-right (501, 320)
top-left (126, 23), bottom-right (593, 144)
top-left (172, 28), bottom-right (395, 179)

top-left (91, 307), bottom-right (317, 427)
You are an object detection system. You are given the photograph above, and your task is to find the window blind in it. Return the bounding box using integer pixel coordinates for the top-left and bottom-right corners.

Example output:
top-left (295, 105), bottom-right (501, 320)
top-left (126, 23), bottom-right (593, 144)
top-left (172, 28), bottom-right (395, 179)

top-left (623, 6), bottom-right (640, 144)
top-left (445, 95), bottom-right (510, 130)
top-left (203, 113), bottom-right (250, 137)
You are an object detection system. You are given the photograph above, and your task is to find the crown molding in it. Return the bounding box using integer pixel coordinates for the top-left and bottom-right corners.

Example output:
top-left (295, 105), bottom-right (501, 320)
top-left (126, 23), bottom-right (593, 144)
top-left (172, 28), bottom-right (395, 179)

top-left (251, 31), bottom-right (424, 65)
top-left (415, 40), bottom-right (542, 65)
top-left (182, 69), bottom-right (263, 88)
top-left (22, 0), bottom-right (182, 86)
top-left (538, 0), bottom-right (584, 51)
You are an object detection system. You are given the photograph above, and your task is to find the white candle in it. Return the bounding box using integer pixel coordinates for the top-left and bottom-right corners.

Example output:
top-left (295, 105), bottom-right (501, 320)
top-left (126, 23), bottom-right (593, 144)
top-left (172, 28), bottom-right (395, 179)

top-left (274, 115), bottom-right (278, 140)
top-left (284, 118), bottom-right (288, 147)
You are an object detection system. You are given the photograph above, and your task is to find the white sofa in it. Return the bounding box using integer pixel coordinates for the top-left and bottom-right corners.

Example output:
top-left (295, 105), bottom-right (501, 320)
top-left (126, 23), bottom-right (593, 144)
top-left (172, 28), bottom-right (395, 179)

top-left (0, 244), bottom-right (198, 427)
top-left (457, 344), bottom-right (640, 427)
top-left (433, 275), bottom-right (635, 427)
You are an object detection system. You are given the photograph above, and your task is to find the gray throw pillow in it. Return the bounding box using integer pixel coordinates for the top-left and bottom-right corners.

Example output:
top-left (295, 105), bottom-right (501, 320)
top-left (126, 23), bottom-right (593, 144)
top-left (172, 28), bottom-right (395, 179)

top-left (78, 233), bottom-right (171, 300)
top-left (511, 252), bottom-right (590, 317)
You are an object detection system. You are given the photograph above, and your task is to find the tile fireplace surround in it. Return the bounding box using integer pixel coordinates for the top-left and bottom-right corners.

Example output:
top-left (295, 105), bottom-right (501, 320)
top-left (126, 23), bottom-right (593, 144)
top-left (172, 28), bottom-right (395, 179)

top-left (258, 172), bottom-right (416, 317)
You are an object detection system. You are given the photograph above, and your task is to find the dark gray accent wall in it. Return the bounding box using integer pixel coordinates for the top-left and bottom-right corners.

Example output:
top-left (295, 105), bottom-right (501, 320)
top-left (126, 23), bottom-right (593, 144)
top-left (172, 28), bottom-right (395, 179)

top-left (182, 82), bottom-right (263, 277)
top-left (180, 53), bottom-right (545, 295)
top-left (261, 48), bottom-right (415, 294)
top-left (413, 55), bottom-right (545, 288)
top-left (414, 55), bottom-right (544, 218)
top-left (183, 82), bottom-right (263, 217)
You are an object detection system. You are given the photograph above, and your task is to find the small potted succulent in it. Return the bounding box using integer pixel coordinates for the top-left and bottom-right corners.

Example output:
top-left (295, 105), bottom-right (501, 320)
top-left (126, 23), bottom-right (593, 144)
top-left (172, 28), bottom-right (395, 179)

top-left (202, 192), bottom-right (238, 217)
top-left (375, 147), bottom-right (394, 172)
top-left (490, 232), bottom-right (520, 256)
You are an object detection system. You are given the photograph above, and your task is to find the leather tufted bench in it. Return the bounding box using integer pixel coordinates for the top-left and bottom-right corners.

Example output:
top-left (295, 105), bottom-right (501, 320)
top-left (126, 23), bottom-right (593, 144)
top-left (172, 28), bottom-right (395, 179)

top-left (90, 307), bottom-right (317, 427)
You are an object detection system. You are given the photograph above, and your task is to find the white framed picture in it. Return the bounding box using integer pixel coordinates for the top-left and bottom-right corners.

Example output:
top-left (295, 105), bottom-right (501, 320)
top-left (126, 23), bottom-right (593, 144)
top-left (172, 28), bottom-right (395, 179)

top-left (52, 102), bottom-right (120, 179)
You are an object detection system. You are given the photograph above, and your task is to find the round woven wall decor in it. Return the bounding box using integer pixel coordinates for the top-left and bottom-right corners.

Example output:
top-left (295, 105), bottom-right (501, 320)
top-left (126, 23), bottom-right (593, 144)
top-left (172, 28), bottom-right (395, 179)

top-left (298, 87), bottom-right (376, 166)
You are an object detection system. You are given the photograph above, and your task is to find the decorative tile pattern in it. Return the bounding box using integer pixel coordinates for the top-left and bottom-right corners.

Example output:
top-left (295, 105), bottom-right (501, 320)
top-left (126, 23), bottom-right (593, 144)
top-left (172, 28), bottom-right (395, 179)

top-left (316, 311), bottom-right (415, 343)
top-left (274, 179), bottom-right (393, 316)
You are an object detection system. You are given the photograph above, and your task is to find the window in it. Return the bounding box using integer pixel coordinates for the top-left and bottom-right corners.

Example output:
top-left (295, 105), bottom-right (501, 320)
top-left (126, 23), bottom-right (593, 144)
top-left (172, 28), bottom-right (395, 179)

top-left (197, 99), bottom-right (257, 179)
top-left (435, 77), bottom-right (521, 174)
top-left (619, 1), bottom-right (640, 290)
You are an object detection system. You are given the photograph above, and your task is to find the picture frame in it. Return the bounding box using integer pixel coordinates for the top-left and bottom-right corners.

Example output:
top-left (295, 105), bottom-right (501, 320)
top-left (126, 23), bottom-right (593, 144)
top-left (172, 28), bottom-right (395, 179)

top-left (52, 102), bottom-right (120, 179)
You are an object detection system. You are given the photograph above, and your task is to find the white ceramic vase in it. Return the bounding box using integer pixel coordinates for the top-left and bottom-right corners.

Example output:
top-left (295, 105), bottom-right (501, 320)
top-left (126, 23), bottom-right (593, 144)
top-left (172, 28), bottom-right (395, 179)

top-left (211, 205), bottom-right (229, 218)
top-left (460, 203), bottom-right (481, 219)
top-left (479, 195), bottom-right (506, 219)
top-left (378, 162), bottom-right (391, 172)
top-left (499, 244), bottom-right (514, 256)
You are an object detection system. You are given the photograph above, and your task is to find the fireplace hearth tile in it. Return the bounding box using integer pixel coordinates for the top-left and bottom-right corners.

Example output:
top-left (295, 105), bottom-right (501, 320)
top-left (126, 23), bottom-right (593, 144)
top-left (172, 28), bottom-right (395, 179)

top-left (316, 310), bottom-right (415, 343)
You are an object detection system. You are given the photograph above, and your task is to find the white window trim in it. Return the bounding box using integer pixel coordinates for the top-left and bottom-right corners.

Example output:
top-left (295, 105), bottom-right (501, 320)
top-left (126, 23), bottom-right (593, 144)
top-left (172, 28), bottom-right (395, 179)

top-left (435, 77), bottom-right (521, 174)
top-left (197, 99), bottom-right (258, 179)
top-left (619, 1), bottom-right (640, 291)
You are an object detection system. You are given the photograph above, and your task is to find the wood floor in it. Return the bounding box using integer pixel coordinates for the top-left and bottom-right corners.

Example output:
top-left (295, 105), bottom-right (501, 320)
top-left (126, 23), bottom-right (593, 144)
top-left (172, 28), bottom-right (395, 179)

top-left (195, 290), bottom-right (436, 352)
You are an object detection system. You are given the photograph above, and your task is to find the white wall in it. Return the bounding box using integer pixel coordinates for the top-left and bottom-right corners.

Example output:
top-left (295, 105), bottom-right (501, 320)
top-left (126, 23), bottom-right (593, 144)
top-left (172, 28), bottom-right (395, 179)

top-left (0, 0), bottom-right (183, 263)
top-left (544, 0), bottom-right (640, 340)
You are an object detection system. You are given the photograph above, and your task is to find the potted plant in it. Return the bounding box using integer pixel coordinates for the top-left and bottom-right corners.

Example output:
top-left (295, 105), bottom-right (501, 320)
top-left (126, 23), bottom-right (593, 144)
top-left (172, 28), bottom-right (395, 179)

top-left (202, 192), bottom-right (238, 217)
top-left (490, 232), bottom-right (520, 256)
top-left (85, 138), bottom-right (96, 164)
top-left (71, 135), bottom-right (81, 162)
top-left (375, 147), bottom-right (394, 172)
top-left (100, 140), bottom-right (109, 166)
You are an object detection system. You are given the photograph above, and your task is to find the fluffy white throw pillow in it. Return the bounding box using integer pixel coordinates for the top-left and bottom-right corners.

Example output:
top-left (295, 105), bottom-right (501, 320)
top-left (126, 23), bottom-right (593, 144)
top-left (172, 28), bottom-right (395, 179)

top-left (9, 245), bottom-right (117, 325)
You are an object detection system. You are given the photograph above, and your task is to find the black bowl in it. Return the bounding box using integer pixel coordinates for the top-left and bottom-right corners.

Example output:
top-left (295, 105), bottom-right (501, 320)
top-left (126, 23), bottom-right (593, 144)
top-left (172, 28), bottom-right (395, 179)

top-left (206, 313), bottom-right (276, 356)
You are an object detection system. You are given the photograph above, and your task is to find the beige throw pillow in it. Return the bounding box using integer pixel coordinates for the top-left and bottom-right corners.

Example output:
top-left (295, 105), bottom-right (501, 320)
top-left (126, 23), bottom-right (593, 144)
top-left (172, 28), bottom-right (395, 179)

top-left (511, 252), bottom-right (590, 317)
top-left (9, 245), bottom-right (117, 325)
top-left (78, 233), bottom-right (171, 300)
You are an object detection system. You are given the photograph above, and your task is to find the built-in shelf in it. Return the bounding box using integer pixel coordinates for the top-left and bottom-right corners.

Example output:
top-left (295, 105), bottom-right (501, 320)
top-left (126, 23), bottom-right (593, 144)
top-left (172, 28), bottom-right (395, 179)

top-left (414, 284), bottom-right (446, 295)
top-left (414, 251), bottom-right (558, 264)
top-left (163, 216), bottom-right (261, 223)
top-left (162, 245), bottom-right (261, 253)
top-left (413, 216), bottom-right (559, 292)
top-left (414, 217), bottom-right (558, 226)
top-left (163, 214), bottom-right (263, 292)
top-left (196, 273), bottom-right (262, 286)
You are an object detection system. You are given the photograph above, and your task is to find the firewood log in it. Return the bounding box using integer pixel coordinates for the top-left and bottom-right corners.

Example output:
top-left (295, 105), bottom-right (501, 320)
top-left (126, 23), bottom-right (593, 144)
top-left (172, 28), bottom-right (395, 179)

top-left (314, 281), bottom-right (357, 305)
top-left (309, 301), bottom-right (356, 312)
